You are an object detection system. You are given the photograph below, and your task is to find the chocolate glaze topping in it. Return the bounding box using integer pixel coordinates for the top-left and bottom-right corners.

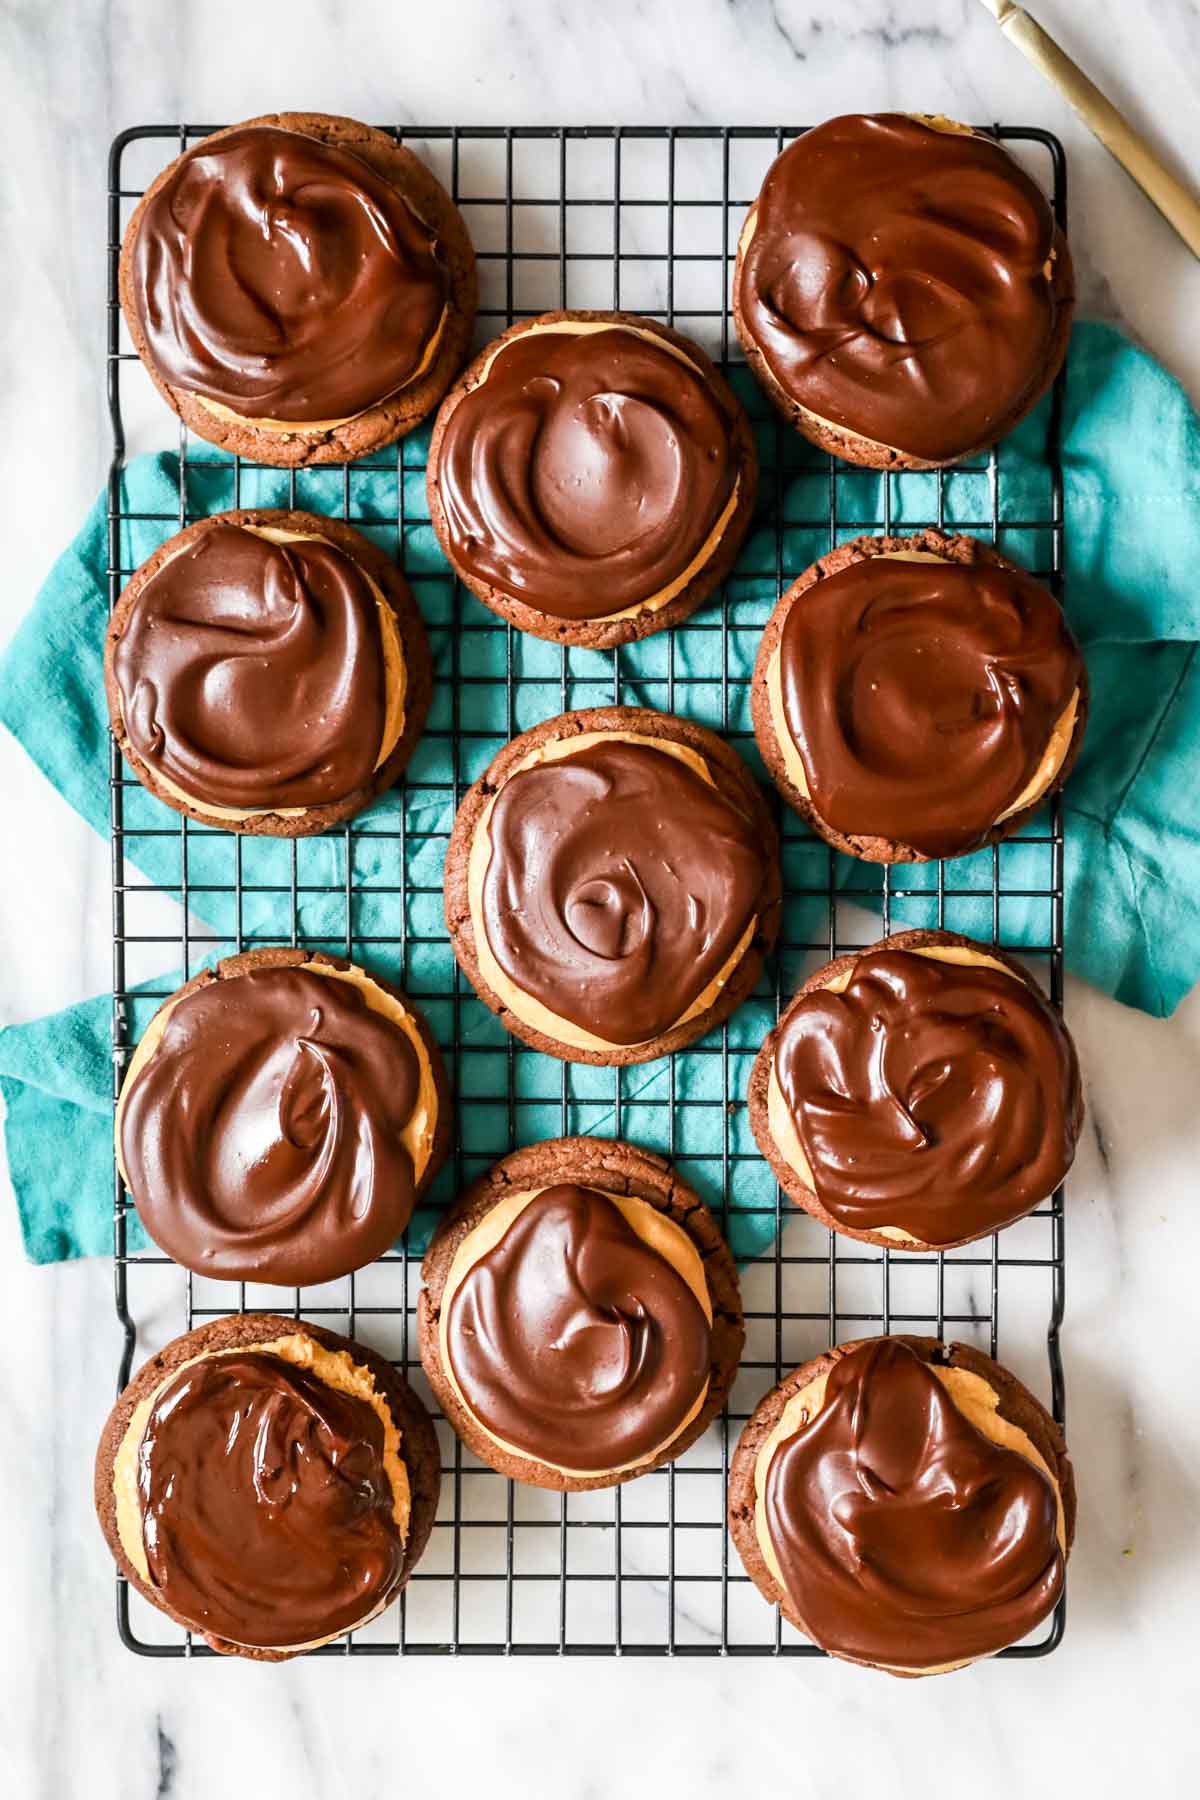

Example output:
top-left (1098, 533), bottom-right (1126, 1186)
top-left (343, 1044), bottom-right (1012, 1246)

top-left (120, 966), bottom-right (424, 1285)
top-left (113, 523), bottom-right (387, 813)
top-left (762, 1340), bottom-right (1064, 1667)
top-left (445, 1185), bottom-right (711, 1471)
top-left (138, 1350), bottom-right (403, 1648)
top-left (130, 125), bottom-right (448, 422)
top-left (777, 555), bottom-right (1082, 858)
top-left (436, 326), bottom-right (737, 620)
top-left (481, 738), bottom-right (767, 1045)
top-left (774, 949), bottom-right (1081, 1245)
top-left (737, 114), bottom-right (1064, 462)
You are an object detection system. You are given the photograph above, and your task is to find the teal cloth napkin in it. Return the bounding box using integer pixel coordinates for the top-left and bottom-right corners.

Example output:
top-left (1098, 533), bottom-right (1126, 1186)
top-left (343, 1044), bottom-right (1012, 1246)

top-left (2, 320), bottom-right (1199, 1265)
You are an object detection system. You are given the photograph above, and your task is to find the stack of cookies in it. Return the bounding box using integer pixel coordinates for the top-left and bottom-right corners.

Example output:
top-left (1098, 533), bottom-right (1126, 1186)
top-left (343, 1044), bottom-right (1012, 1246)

top-left (97, 110), bottom-right (1081, 1671)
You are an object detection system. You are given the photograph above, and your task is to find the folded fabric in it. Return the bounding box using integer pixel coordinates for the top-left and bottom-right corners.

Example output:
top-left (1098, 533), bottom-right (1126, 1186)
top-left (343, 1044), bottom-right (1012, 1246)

top-left (2, 320), bottom-right (1199, 1265)
top-left (0, 985), bottom-right (130, 1263)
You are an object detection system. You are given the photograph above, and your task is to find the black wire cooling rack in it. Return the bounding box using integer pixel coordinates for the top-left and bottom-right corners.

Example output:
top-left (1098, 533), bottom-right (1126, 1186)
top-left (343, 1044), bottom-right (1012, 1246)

top-left (106, 123), bottom-right (1069, 1658)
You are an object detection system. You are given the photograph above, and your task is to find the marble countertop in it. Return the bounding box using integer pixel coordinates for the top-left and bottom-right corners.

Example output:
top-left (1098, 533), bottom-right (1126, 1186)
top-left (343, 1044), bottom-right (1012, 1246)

top-left (2, 2), bottom-right (1199, 1794)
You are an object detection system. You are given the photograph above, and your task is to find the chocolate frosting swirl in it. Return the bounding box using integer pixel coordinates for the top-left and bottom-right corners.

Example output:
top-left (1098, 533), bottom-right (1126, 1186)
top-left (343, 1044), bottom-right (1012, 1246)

top-left (445, 1185), bottom-right (711, 1471)
top-left (762, 1340), bottom-right (1064, 1667)
top-left (777, 554), bottom-right (1082, 858)
top-left (120, 966), bottom-right (424, 1285)
top-left (138, 1350), bottom-right (403, 1648)
top-left (737, 114), bottom-right (1065, 462)
top-left (113, 523), bottom-right (387, 813)
top-left (481, 738), bottom-right (767, 1045)
top-left (773, 948), bottom-right (1082, 1244)
top-left (436, 326), bottom-right (737, 620)
top-left (129, 125), bottom-right (448, 422)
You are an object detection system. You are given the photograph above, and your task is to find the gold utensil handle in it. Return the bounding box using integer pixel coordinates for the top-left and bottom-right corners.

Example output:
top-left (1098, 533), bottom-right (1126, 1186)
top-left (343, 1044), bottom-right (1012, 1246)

top-left (982, 0), bottom-right (1200, 257)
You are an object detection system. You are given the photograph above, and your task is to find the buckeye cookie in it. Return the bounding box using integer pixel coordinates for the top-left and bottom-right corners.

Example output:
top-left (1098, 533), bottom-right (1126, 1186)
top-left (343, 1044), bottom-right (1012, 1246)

top-left (443, 707), bottom-right (781, 1063)
top-left (94, 1314), bottom-right (440, 1659)
top-left (426, 310), bottom-right (758, 647)
top-left (105, 510), bottom-right (432, 835)
top-left (751, 531), bottom-right (1086, 862)
top-left (418, 1138), bottom-right (743, 1490)
top-left (116, 949), bottom-right (449, 1287)
top-left (748, 930), bottom-right (1082, 1251)
top-left (733, 113), bottom-right (1073, 468)
top-left (120, 112), bottom-right (476, 464)
top-left (729, 1337), bottom-right (1074, 1674)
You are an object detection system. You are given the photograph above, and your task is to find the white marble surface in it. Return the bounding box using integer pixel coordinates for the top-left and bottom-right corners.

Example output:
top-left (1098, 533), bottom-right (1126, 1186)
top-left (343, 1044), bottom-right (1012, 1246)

top-left (2, 1), bottom-right (1200, 1794)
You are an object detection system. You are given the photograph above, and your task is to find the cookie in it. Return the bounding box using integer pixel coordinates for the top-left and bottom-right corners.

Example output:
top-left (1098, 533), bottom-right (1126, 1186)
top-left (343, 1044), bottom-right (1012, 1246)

top-left (426, 310), bottom-right (758, 648)
top-left (105, 509), bottom-right (433, 836)
top-left (444, 706), bottom-right (781, 1065)
top-left (120, 112), bottom-right (477, 465)
top-left (750, 530), bottom-right (1088, 863)
top-left (728, 1336), bottom-right (1075, 1674)
top-left (418, 1137), bottom-right (744, 1491)
top-left (747, 929), bottom-right (1083, 1252)
top-left (94, 1313), bottom-right (441, 1660)
top-left (116, 947), bottom-right (451, 1286)
top-left (733, 114), bottom-right (1074, 469)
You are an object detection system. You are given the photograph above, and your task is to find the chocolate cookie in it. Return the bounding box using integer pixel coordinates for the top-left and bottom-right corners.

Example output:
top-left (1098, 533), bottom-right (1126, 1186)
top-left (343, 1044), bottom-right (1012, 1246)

top-left (733, 114), bottom-right (1074, 469)
top-left (747, 929), bottom-right (1082, 1252)
top-left (105, 509), bottom-right (433, 836)
top-left (750, 530), bottom-right (1088, 863)
top-left (94, 1313), bottom-right (441, 1660)
top-left (116, 947), bottom-right (451, 1286)
top-left (444, 706), bottom-right (781, 1065)
top-left (418, 1137), bottom-right (744, 1491)
top-left (728, 1336), bottom-right (1075, 1674)
top-left (120, 112), bottom-right (477, 465)
top-left (426, 310), bottom-right (758, 648)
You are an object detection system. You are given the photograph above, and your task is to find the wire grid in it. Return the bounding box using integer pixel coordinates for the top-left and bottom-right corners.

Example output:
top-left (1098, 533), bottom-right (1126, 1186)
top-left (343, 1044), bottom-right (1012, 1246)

top-left (106, 123), bottom-right (1068, 1658)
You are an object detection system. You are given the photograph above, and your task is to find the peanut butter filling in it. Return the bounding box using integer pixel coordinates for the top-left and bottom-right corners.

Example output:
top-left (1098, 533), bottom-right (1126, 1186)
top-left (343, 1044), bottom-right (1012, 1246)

top-left (766, 944), bottom-right (1025, 1246)
top-left (115, 958), bottom-right (439, 1189)
top-left (452, 319), bottom-right (742, 626)
top-left (764, 546), bottom-right (1080, 839)
top-left (436, 1185), bottom-right (713, 1479)
top-left (737, 116), bottom-right (1061, 464)
top-left (111, 1331), bottom-right (411, 1652)
top-left (115, 524), bottom-right (407, 825)
top-left (465, 730), bottom-right (759, 1054)
top-left (191, 303), bottom-right (450, 436)
top-left (751, 1357), bottom-right (1066, 1674)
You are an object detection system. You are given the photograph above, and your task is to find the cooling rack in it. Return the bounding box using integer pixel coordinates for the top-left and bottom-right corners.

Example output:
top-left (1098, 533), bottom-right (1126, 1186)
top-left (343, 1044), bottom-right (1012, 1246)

top-left (106, 122), bottom-right (1069, 1657)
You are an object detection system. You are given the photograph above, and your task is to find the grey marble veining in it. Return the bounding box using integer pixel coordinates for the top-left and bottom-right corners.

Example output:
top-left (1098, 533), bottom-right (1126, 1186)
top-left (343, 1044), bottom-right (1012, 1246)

top-left (1, 2), bottom-right (1199, 1794)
